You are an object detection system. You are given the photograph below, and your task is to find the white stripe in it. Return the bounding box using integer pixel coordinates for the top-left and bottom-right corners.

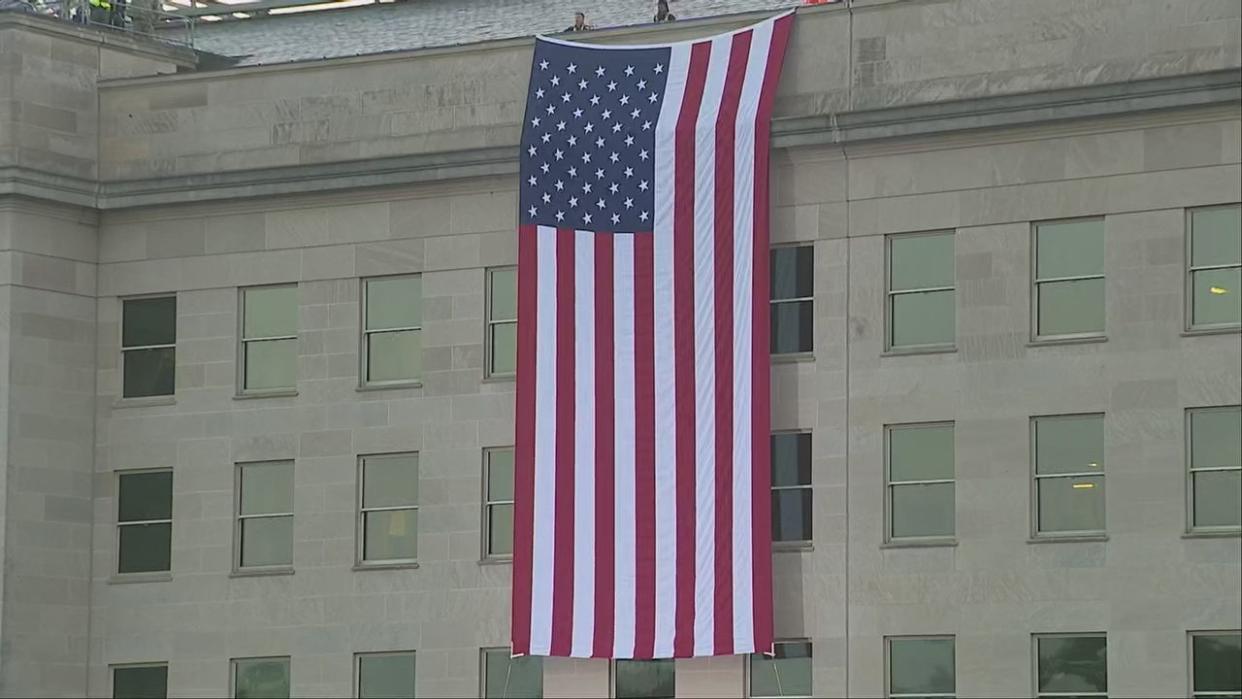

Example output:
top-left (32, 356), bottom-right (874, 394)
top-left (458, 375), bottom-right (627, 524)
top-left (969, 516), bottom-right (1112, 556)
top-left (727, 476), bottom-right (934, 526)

top-left (731, 19), bottom-right (773, 654)
top-left (571, 229), bottom-right (596, 658)
top-left (652, 41), bottom-right (690, 660)
top-left (612, 234), bottom-right (637, 659)
top-left (531, 225), bottom-right (559, 656)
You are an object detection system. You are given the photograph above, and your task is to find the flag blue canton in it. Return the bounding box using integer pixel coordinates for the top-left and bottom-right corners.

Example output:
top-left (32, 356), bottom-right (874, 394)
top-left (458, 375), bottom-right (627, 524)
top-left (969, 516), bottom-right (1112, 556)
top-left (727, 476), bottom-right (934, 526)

top-left (519, 40), bottom-right (671, 232)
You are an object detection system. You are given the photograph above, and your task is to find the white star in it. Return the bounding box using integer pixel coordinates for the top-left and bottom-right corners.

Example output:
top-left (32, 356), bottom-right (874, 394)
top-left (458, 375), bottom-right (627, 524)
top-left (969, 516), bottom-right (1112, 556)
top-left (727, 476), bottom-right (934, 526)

top-left (609, 152), bottom-right (619, 163)
top-left (648, 92), bottom-right (658, 103)
top-left (527, 145), bottom-right (537, 156)
top-left (596, 198), bottom-right (606, 209)
top-left (584, 212), bottom-right (593, 224)
top-left (584, 122), bottom-right (595, 133)
top-left (578, 79), bottom-right (588, 90)
top-left (624, 65), bottom-right (635, 76)
top-left (642, 120), bottom-right (653, 130)
top-left (555, 180), bottom-right (565, 191)
top-left (527, 176), bottom-right (537, 186)
top-left (535, 88), bottom-right (545, 99)
top-left (640, 210), bottom-right (650, 221)
top-left (624, 167), bottom-right (633, 178)
top-left (545, 104), bottom-right (555, 115)
top-left (609, 182), bottom-right (619, 194)
top-left (540, 162), bottom-right (550, 174)
top-left (590, 95), bottom-right (601, 106)
top-left (568, 166), bottom-right (577, 177)
top-left (630, 108), bottom-right (642, 120)
top-left (607, 81), bottom-right (618, 92)
top-left (624, 197), bottom-right (634, 209)
top-left (582, 152), bottom-right (592, 163)
top-left (541, 133), bottom-right (551, 143)
top-left (557, 121), bottom-right (566, 131)
top-left (611, 212), bottom-right (621, 225)
top-left (639, 180), bottom-right (649, 191)
top-left (619, 94), bottom-right (630, 106)
top-left (639, 149), bottom-right (649, 160)
top-left (637, 79), bottom-right (647, 90)
top-left (528, 206), bottom-right (537, 216)
top-left (550, 75), bottom-right (561, 86)
top-left (542, 192), bottom-right (551, 203)
top-left (583, 182), bottom-right (592, 194)
top-left (601, 109), bottom-right (612, 120)
top-left (562, 93), bottom-right (571, 103)
top-left (596, 137), bottom-right (606, 148)
top-left (612, 123), bottom-right (623, 133)
top-left (595, 168), bottom-right (605, 179)
top-left (531, 117), bottom-right (541, 127)
top-left (595, 66), bottom-right (605, 77)
top-left (624, 135), bottom-right (635, 146)
top-left (654, 63), bottom-right (664, 74)
top-left (539, 59), bottom-right (549, 70)
top-left (556, 210), bottom-right (565, 222)
top-left (573, 108), bottom-right (584, 118)
top-left (554, 149), bottom-right (564, 160)
top-left (567, 135), bottom-right (578, 147)
top-left (569, 196), bottom-right (579, 207)
top-left (567, 63), bottom-right (577, 74)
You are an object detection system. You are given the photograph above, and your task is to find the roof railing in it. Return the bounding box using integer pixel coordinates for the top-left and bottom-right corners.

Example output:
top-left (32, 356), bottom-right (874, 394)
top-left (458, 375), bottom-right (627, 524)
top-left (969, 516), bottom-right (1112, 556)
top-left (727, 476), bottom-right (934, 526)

top-left (33, 0), bottom-right (195, 47)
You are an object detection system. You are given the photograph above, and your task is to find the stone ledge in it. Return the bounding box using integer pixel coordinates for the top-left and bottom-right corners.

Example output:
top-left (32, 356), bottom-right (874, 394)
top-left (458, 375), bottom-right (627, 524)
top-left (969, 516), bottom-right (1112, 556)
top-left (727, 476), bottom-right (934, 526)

top-left (0, 12), bottom-right (197, 68)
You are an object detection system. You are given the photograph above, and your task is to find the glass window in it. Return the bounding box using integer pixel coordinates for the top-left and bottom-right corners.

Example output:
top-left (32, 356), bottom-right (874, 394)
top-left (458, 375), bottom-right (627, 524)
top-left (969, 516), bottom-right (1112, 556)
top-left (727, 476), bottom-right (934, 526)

top-left (1035, 635), bottom-right (1107, 698)
top-left (232, 657), bottom-right (290, 699)
top-left (887, 423), bottom-right (955, 540)
top-left (1033, 219), bottom-right (1105, 338)
top-left (122, 296), bottom-right (176, 398)
top-left (482, 648), bottom-right (543, 699)
top-left (359, 453), bottom-right (419, 564)
top-left (357, 652), bottom-right (415, 699)
top-left (888, 637), bottom-right (954, 698)
top-left (1188, 205), bottom-right (1242, 329)
top-left (1189, 407), bottom-right (1242, 531)
top-left (1192, 632), bottom-right (1242, 698)
top-left (485, 448), bottom-right (515, 558)
top-left (1033, 415), bottom-right (1105, 535)
top-left (615, 659), bottom-right (674, 699)
top-left (888, 232), bottom-right (955, 349)
top-left (240, 285), bottom-right (297, 392)
top-left (771, 433), bottom-right (812, 543)
top-left (117, 470), bottom-right (173, 574)
top-left (236, 462), bottom-right (293, 570)
top-left (112, 664), bottom-right (167, 699)
top-left (487, 267), bottom-right (518, 377)
top-left (363, 275), bottom-right (422, 384)
top-left (750, 641), bottom-right (812, 698)
top-left (771, 246), bottom-right (813, 354)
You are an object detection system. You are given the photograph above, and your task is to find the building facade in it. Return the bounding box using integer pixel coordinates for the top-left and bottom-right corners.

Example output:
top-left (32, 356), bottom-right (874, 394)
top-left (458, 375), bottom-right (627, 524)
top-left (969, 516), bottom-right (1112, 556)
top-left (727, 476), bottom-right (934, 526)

top-left (1, 0), bottom-right (1240, 696)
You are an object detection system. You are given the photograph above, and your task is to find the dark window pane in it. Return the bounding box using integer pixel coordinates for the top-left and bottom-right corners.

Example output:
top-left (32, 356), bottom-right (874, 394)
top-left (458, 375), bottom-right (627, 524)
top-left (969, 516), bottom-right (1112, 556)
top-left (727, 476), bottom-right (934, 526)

top-left (889, 638), bottom-right (955, 695)
top-left (1192, 268), bottom-right (1241, 327)
top-left (366, 276), bottom-right (421, 331)
top-left (234, 658), bottom-right (290, 699)
top-left (123, 297), bottom-right (175, 348)
top-left (771, 300), bottom-right (813, 354)
top-left (1192, 206), bottom-right (1242, 267)
top-left (891, 233), bottom-right (954, 291)
top-left (358, 653), bottom-right (415, 699)
top-left (489, 504), bottom-right (514, 556)
top-left (889, 425), bottom-right (954, 482)
top-left (243, 286), bottom-right (297, 338)
top-left (1191, 407), bottom-right (1242, 469)
top-left (364, 510), bottom-right (418, 561)
top-left (240, 516), bottom-right (293, 568)
top-left (771, 246), bottom-right (813, 300)
top-left (772, 489), bottom-right (811, 543)
top-left (118, 471), bottom-right (172, 522)
top-left (750, 642), bottom-right (812, 698)
top-left (1193, 634), bottom-right (1242, 693)
top-left (1194, 471), bottom-right (1241, 529)
top-left (123, 348), bottom-right (175, 398)
top-left (484, 650), bottom-right (543, 699)
top-left (615, 659), bottom-right (674, 699)
top-left (364, 455), bottom-right (419, 509)
top-left (1037, 636), bottom-right (1107, 693)
top-left (891, 483), bottom-right (955, 538)
top-left (1035, 416), bottom-right (1104, 475)
top-left (1038, 278), bottom-right (1104, 336)
top-left (771, 433), bottom-right (811, 487)
top-left (113, 665), bottom-right (167, 699)
top-left (1038, 476), bottom-right (1105, 533)
top-left (118, 523), bottom-right (171, 574)
top-left (891, 290), bottom-right (955, 348)
top-left (1037, 220), bottom-right (1103, 278)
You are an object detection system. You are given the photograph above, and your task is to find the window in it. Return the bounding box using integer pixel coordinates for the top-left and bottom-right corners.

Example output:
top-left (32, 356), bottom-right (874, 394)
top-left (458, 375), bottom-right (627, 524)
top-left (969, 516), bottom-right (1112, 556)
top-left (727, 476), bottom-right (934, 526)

top-left (1187, 205), bottom-right (1241, 330)
top-left (771, 432), bottom-right (812, 543)
top-left (887, 232), bottom-right (955, 350)
top-left (357, 652), bottom-right (416, 699)
top-left (1032, 415), bottom-right (1105, 536)
top-left (614, 659), bottom-right (674, 699)
top-left (122, 296), bottom-right (175, 398)
top-left (1191, 632), bottom-right (1242, 698)
top-left (112, 664), bottom-right (167, 699)
top-left (116, 470), bottom-right (173, 575)
top-left (1035, 634), bottom-right (1107, 698)
top-left (362, 275), bottom-right (422, 385)
top-left (887, 637), bottom-right (954, 699)
top-left (232, 657), bottom-right (290, 699)
top-left (1188, 406), bottom-right (1242, 531)
top-left (359, 453), bottom-right (419, 565)
top-left (1033, 218), bottom-right (1104, 339)
top-left (750, 641), bottom-right (812, 698)
top-left (235, 461), bottom-right (294, 570)
top-left (482, 647), bottom-right (543, 699)
top-left (771, 246), bottom-right (813, 354)
top-left (487, 267), bottom-right (518, 377)
top-left (484, 448), bottom-right (515, 558)
top-left (240, 285), bottom-right (297, 393)
top-left (886, 423), bottom-right (955, 541)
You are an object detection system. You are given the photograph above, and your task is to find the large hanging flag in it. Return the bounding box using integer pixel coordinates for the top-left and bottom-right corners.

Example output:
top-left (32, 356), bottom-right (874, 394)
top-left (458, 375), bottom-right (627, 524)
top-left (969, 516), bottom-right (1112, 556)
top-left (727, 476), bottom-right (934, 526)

top-left (511, 11), bottom-right (794, 660)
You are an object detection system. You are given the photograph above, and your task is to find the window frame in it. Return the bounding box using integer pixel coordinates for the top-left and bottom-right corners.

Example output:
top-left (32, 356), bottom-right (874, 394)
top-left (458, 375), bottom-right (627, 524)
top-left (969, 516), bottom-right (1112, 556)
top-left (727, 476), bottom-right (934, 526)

top-left (233, 460), bottom-right (295, 574)
top-left (480, 646), bottom-right (543, 699)
top-left (1030, 217), bottom-right (1106, 342)
top-left (1186, 405), bottom-right (1242, 534)
top-left (114, 467), bottom-right (174, 577)
top-left (360, 274), bottom-right (423, 388)
top-left (1032, 632), bottom-right (1107, 699)
top-left (884, 230), bottom-right (956, 353)
top-left (357, 452), bottom-right (420, 568)
top-left (769, 243), bottom-right (814, 356)
top-left (884, 422), bottom-right (956, 544)
top-left (770, 430), bottom-right (813, 545)
top-left (485, 266), bottom-right (518, 379)
top-left (884, 635), bottom-right (955, 699)
top-left (238, 283), bottom-right (298, 396)
top-left (1188, 630), bottom-right (1242, 699)
top-left (354, 650), bottom-right (416, 699)
top-left (110, 661), bottom-right (169, 699)
top-left (1185, 204), bottom-right (1242, 333)
top-left (746, 638), bottom-right (813, 699)
top-left (120, 294), bottom-right (177, 399)
top-left (482, 447), bottom-right (516, 561)
top-left (230, 655), bottom-right (291, 699)
top-left (1030, 413), bottom-right (1107, 539)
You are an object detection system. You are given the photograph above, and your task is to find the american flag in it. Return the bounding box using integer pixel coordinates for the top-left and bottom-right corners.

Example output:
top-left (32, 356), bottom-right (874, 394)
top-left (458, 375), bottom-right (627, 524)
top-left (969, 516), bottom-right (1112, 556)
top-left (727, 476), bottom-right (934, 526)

top-left (512, 12), bottom-right (794, 659)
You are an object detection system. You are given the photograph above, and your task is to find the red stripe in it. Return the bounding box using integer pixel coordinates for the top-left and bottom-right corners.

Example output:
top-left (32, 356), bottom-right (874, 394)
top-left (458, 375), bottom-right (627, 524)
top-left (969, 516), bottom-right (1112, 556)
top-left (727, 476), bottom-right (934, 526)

top-left (550, 226), bottom-right (576, 657)
top-left (751, 15), bottom-right (792, 656)
top-left (712, 30), bottom-right (752, 656)
top-left (633, 231), bottom-right (656, 659)
top-left (512, 224), bottom-right (539, 656)
top-left (593, 233), bottom-right (616, 658)
top-left (673, 40), bottom-right (712, 658)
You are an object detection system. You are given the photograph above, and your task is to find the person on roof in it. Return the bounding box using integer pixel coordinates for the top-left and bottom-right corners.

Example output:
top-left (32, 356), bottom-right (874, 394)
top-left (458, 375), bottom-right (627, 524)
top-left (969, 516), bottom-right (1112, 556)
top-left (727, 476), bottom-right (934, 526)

top-left (0, 0), bottom-right (37, 13)
top-left (653, 0), bottom-right (676, 22)
top-left (566, 11), bottom-right (593, 32)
